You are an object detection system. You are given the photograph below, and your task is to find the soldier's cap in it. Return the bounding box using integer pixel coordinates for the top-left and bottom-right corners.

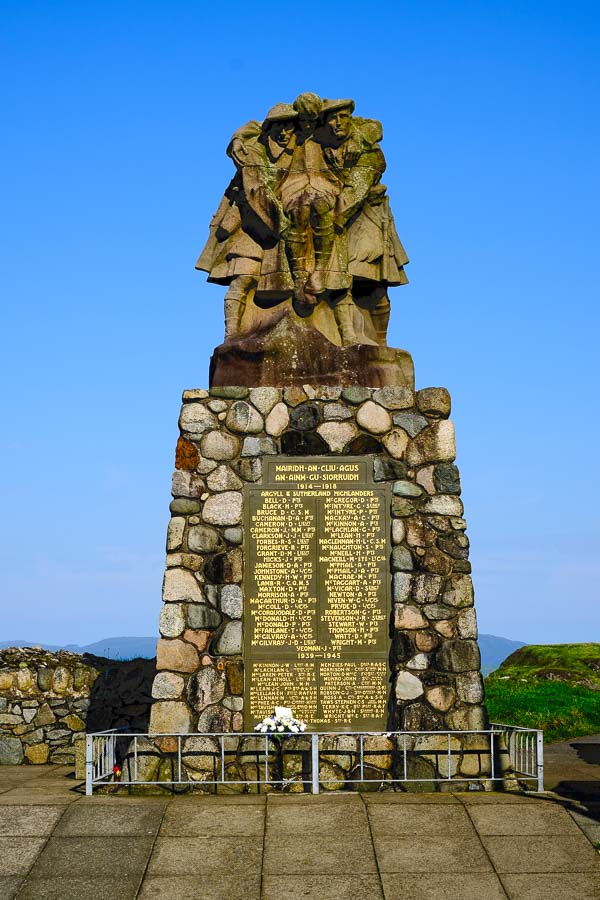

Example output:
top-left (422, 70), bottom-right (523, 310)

top-left (321, 98), bottom-right (355, 117)
top-left (263, 103), bottom-right (298, 124)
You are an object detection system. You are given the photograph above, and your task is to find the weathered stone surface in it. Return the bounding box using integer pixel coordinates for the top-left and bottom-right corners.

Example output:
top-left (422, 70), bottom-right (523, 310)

top-left (443, 575), bottom-right (474, 608)
top-left (183, 389), bottom-right (209, 401)
top-left (373, 457), bottom-right (407, 481)
top-left (341, 387), bottom-right (371, 404)
top-left (206, 465), bottom-right (243, 492)
top-left (159, 603), bottom-right (186, 638)
top-left (182, 735), bottom-right (220, 771)
top-left (249, 387), bottom-right (281, 415)
top-left (407, 420), bottom-right (456, 466)
top-left (392, 480), bottom-right (422, 498)
top-left (391, 546), bottom-right (414, 571)
top-left (437, 533), bottom-right (469, 559)
top-left (416, 465), bottom-right (436, 493)
top-left (197, 456), bottom-right (218, 474)
top-left (382, 428), bottom-right (409, 459)
top-left (323, 403), bottom-right (353, 421)
top-left (24, 742), bottom-right (49, 764)
top-left (151, 701), bottom-right (192, 733)
top-left (395, 604), bottom-right (427, 629)
top-left (152, 672), bottom-right (185, 700)
top-left (436, 639), bottom-right (481, 673)
top-left (167, 517), bottom-right (185, 551)
top-left (395, 671), bottom-right (424, 700)
top-left (392, 411), bottom-right (429, 437)
top-left (425, 685), bottom-right (456, 711)
top-left (220, 585), bottom-right (243, 619)
top-left (52, 667), bottom-right (71, 694)
top-left (422, 547), bottom-right (453, 575)
top-left (186, 604), bottom-right (221, 630)
top-left (166, 551), bottom-right (204, 572)
top-left (415, 631), bottom-right (439, 652)
top-left (391, 519), bottom-right (405, 544)
top-left (163, 568), bottom-right (203, 603)
top-left (202, 491), bottom-right (243, 526)
top-left (434, 463), bottom-right (461, 494)
top-left (241, 436), bottom-right (276, 456)
top-left (391, 497), bottom-right (415, 517)
top-left (416, 387), bottom-right (451, 417)
top-left (156, 639), bottom-right (199, 673)
top-left (214, 621), bottom-right (242, 655)
top-left (201, 431), bottom-right (240, 460)
top-left (412, 574), bottom-right (443, 604)
top-left (393, 572), bottom-right (412, 602)
top-left (208, 399), bottom-right (228, 413)
top-left (224, 526), bottom-right (243, 544)
top-left (189, 667), bottom-right (226, 712)
top-left (171, 470), bottom-right (204, 498)
top-left (345, 433), bottom-right (382, 454)
top-left (179, 403), bottom-right (217, 434)
top-left (281, 430), bottom-right (329, 455)
top-left (356, 400), bottom-right (392, 434)
top-left (33, 703), bottom-right (55, 728)
top-left (421, 494), bottom-right (464, 517)
top-left (372, 386), bottom-right (413, 410)
top-left (175, 436), bottom-right (200, 471)
top-left (170, 498), bottom-right (201, 515)
top-left (265, 402), bottom-right (289, 436)
top-left (188, 524), bottom-right (222, 553)
top-left (290, 401), bottom-right (321, 431)
top-left (457, 608), bottom-right (478, 639)
top-left (407, 653), bottom-right (429, 670)
top-left (447, 706), bottom-right (487, 731)
top-left (283, 385), bottom-right (308, 406)
top-left (316, 421), bottom-right (358, 452)
top-left (182, 629), bottom-right (211, 652)
top-left (225, 401), bottom-right (264, 434)
top-left (209, 386), bottom-right (249, 399)
top-left (456, 672), bottom-right (484, 704)
top-left (0, 736), bottom-right (24, 765)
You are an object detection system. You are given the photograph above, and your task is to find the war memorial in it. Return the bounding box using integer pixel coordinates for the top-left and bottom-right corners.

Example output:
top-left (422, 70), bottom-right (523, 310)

top-left (129, 91), bottom-right (509, 791)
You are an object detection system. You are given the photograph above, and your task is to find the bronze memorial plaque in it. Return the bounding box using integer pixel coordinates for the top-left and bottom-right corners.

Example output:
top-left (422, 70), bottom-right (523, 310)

top-left (244, 457), bottom-right (390, 730)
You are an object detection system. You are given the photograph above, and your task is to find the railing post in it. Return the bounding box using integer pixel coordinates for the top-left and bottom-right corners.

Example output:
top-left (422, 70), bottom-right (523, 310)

top-left (536, 730), bottom-right (544, 792)
top-left (85, 734), bottom-right (93, 796)
top-left (311, 733), bottom-right (319, 794)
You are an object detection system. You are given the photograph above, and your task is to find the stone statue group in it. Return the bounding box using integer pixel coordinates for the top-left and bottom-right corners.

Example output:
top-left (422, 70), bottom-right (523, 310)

top-left (197, 92), bottom-right (408, 348)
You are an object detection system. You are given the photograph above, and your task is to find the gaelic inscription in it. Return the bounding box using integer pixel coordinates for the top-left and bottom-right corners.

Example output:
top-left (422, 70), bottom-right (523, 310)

top-left (244, 458), bottom-right (390, 730)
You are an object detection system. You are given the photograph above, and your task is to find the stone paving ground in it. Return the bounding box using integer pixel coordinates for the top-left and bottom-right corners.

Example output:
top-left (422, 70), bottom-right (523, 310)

top-left (1, 741), bottom-right (599, 900)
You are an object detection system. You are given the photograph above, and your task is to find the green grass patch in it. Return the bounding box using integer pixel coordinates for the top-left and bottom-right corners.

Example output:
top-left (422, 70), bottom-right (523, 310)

top-left (485, 676), bottom-right (600, 744)
top-left (498, 643), bottom-right (600, 687)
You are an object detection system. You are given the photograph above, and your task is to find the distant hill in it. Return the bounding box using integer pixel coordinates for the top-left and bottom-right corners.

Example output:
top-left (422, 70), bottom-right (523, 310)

top-left (0, 633), bottom-right (520, 670)
top-left (495, 643), bottom-right (600, 688)
top-left (479, 634), bottom-right (526, 675)
top-left (0, 636), bottom-right (157, 660)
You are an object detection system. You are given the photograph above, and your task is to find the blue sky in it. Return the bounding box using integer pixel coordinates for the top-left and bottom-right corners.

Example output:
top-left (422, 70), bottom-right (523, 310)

top-left (1, 1), bottom-right (598, 645)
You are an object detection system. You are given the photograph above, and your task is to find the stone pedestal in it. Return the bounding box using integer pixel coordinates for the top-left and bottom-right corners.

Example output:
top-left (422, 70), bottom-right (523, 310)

top-left (149, 376), bottom-right (488, 762)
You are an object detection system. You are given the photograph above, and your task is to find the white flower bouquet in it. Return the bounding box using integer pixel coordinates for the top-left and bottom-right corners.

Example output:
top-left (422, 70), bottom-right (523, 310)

top-left (254, 706), bottom-right (307, 736)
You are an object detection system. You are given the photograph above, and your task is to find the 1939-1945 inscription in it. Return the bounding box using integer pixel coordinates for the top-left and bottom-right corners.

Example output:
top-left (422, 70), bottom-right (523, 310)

top-left (244, 457), bottom-right (390, 730)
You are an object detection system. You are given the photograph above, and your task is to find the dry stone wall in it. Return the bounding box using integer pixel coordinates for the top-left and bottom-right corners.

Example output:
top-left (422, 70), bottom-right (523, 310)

top-left (0, 648), bottom-right (155, 765)
top-left (150, 382), bottom-right (488, 760)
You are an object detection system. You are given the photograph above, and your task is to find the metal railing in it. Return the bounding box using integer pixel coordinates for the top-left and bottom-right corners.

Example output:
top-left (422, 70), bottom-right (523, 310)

top-left (85, 724), bottom-right (543, 795)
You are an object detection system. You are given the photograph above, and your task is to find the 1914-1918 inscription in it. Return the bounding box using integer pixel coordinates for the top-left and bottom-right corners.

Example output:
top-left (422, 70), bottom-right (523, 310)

top-left (244, 458), bottom-right (390, 730)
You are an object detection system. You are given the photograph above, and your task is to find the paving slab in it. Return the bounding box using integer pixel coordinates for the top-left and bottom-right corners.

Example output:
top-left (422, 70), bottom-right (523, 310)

top-left (361, 791), bottom-right (460, 803)
top-left (16, 877), bottom-right (141, 900)
top-left (381, 873), bottom-right (507, 899)
top-left (147, 835), bottom-right (262, 876)
top-left (28, 835), bottom-right (155, 879)
top-left (0, 838), bottom-right (46, 877)
top-left (138, 874), bottom-right (262, 900)
top-left (54, 802), bottom-right (165, 836)
top-left (0, 806), bottom-right (65, 836)
top-left (481, 834), bottom-right (600, 873)
top-left (262, 873), bottom-right (384, 899)
top-left (373, 833), bottom-right (493, 873)
top-left (0, 877), bottom-right (23, 900)
top-left (267, 800), bottom-right (369, 833)
top-left (501, 872), bottom-right (600, 899)
top-left (456, 791), bottom-right (541, 804)
top-left (263, 831), bottom-right (378, 874)
top-left (468, 801), bottom-right (583, 835)
top-left (160, 803), bottom-right (264, 836)
top-left (368, 804), bottom-right (475, 835)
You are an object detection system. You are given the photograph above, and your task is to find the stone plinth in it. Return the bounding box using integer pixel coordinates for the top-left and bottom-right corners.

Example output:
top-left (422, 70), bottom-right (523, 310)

top-left (210, 309), bottom-right (414, 388)
top-left (149, 381), bottom-right (488, 759)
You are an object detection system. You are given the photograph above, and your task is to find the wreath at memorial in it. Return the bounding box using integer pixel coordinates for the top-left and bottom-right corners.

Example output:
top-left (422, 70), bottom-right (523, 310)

top-left (254, 706), bottom-right (307, 737)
